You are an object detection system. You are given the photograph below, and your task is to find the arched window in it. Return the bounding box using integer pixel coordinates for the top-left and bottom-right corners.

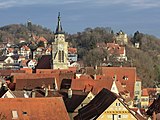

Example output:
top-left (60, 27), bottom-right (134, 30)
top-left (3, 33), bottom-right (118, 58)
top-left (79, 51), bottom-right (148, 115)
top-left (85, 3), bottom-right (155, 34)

top-left (58, 50), bottom-right (61, 62)
top-left (58, 50), bottom-right (64, 62)
top-left (62, 51), bottom-right (64, 62)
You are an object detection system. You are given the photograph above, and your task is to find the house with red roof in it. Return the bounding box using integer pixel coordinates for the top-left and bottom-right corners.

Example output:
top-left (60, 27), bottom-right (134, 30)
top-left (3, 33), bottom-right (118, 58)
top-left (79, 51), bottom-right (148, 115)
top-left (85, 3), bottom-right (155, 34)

top-left (71, 74), bottom-right (131, 102)
top-left (68, 48), bottom-right (78, 62)
top-left (97, 42), bottom-right (127, 62)
top-left (101, 67), bottom-right (139, 98)
top-left (141, 88), bottom-right (149, 109)
top-left (106, 43), bottom-right (127, 61)
top-left (32, 35), bottom-right (48, 48)
top-left (18, 45), bottom-right (31, 59)
top-left (85, 66), bottom-right (142, 107)
top-left (74, 88), bottom-right (144, 120)
top-left (0, 97), bottom-right (70, 120)
top-left (60, 89), bottom-right (94, 119)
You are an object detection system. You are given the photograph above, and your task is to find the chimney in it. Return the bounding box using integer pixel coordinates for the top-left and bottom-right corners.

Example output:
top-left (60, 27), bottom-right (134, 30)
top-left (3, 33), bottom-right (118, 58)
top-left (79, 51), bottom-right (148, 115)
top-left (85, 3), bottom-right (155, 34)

top-left (93, 74), bottom-right (96, 80)
top-left (94, 65), bottom-right (97, 80)
top-left (94, 65), bottom-right (97, 70)
top-left (68, 88), bottom-right (72, 98)
top-left (31, 90), bottom-right (35, 98)
top-left (45, 88), bottom-right (48, 97)
top-left (54, 79), bottom-right (58, 90)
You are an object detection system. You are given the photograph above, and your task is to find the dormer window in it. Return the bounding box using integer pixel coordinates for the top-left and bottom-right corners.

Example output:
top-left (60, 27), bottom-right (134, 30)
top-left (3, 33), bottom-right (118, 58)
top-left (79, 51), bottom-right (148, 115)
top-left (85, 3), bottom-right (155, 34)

top-left (12, 110), bottom-right (18, 119)
top-left (22, 111), bottom-right (27, 115)
top-left (123, 76), bottom-right (128, 80)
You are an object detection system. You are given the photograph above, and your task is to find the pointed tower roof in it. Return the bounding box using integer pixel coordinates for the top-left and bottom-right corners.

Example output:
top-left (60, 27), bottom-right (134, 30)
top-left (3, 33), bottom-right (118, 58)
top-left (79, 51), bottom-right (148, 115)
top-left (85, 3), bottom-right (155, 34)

top-left (55, 12), bottom-right (64, 34)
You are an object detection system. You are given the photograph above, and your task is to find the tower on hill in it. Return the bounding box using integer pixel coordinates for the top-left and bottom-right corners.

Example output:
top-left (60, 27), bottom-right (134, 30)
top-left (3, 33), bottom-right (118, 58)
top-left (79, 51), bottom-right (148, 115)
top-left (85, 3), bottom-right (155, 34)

top-left (52, 12), bottom-right (68, 69)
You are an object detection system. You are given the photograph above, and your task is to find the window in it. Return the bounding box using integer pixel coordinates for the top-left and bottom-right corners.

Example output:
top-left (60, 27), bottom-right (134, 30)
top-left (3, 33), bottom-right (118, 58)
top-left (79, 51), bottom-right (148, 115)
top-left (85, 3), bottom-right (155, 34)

top-left (116, 102), bottom-right (121, 106)
top-left (22, 111), bottom-right (27, 115)
top-left (118, 115), bottom-right (121, 119)
top-left (123, 76), bottom-right (128, 80)
top-left (141, 98), bottom-right (149, 101)
top-left (58, 50), bottom-right (64, 62)
top-left (12, 110), bottom-right (18, 119)
top-left (112, 114), bottom-right (118, 120)
top-left (112, 87), bottom-right (115, 90)
top-left (135, 91), bottom-right (140, 95)
top-left (119, 103), bottom-right (121, 106)
top-left (62, 51), bottom-right (64, 62)
top-left (58, 50), bottom-right (61, 62)
top-left (136, 82), bottom-right (139, 86)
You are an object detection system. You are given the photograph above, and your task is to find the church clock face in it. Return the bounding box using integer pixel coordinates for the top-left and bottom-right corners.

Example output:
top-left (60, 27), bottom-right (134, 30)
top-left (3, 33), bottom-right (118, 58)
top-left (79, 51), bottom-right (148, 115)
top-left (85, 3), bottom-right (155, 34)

top-left (58, 44), bottom-right (64, 50)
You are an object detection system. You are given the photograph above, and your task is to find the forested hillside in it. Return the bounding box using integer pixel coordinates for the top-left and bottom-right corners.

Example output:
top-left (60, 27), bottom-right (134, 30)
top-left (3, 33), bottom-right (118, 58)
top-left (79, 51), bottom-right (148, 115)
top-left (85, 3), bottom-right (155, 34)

top-left (0, 24), bottom-right (54, 44)
top-left (0, 24), bottom-right (160, 87)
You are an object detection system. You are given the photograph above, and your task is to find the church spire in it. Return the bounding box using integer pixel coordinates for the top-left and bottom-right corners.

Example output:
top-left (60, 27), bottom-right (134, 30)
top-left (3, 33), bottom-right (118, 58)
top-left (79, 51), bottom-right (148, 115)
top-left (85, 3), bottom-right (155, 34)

top-left (55, 12), bottom-right (64, 34)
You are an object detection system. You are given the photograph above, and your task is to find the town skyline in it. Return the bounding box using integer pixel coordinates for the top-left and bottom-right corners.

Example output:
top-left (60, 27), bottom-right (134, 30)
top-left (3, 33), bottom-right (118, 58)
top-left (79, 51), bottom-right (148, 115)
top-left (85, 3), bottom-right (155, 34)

top-left (0, 0), bottom-right (160, 38)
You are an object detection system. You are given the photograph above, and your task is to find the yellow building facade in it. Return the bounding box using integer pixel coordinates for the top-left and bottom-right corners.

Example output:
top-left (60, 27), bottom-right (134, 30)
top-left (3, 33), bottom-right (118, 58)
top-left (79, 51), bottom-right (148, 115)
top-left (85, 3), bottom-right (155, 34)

top-left (97, 99), bottom-right (137, 120)
top-left (116, 30), bottom-right (128, 45)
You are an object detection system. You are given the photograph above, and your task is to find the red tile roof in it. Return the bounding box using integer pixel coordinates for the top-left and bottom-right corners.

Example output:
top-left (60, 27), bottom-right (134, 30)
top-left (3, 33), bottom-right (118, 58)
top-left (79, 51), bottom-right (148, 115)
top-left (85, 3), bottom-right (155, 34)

top-left (101, 67), bottom-right (137, 98)
top-left (107, 43), bottom-right (125, 55)
top-left (20, 68), bottom-right (32, 73)
top-left (71, 75), bottom-right (114, 94)
top-left (37, 36), bottom-right (48, 42)
top-left (15, 78), bottom-right (55, 90)
top-left (13, 71), bottom-right (75, 90)
top-left (12, 73), bottom-right (56, 82)
top-left (68, 48), bottom-right (77, 54)
top-left (115, 80), bottom-right (126, 92)
top-left (142, 88), bottom-right (149, 96)
top-left (0, 70), bottom-right (26, 77)
top-left (0, 97), bottom-right (70, 120)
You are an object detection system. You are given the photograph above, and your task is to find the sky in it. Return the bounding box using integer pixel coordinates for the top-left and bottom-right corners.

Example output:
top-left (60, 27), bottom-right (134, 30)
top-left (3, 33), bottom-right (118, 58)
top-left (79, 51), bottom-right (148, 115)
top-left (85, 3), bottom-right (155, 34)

top-left (0, 0), bottom-right (160, 38)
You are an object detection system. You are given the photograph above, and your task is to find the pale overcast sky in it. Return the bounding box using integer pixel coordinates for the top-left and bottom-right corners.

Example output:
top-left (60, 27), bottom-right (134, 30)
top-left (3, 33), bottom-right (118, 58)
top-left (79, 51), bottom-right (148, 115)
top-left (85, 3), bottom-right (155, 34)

top-left (0, 0), bottom-right (160, 37)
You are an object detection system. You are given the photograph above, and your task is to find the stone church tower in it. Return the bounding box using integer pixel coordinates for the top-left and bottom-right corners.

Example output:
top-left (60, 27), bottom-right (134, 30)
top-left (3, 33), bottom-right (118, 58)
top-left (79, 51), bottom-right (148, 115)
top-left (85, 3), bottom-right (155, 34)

top-left (52, 13), bottom-right (68, 69)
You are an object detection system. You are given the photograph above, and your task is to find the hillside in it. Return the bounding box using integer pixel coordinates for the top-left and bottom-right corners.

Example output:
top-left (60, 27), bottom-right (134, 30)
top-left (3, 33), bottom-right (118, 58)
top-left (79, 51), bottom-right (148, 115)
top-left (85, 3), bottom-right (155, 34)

top-left (0, 24), bottom-right (160, 87)
top-left (0, 24), bottom-right (54, 44)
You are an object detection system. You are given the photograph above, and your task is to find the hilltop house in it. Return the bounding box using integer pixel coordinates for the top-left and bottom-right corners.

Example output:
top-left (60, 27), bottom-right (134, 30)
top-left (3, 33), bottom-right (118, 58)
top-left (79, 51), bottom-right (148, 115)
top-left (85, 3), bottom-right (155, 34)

top-left (97, 42), bottom-right (127, 62)
top-left (115, 30), bottom-right (128, 45)
top-left (18, 45), bottom-right (31, 59)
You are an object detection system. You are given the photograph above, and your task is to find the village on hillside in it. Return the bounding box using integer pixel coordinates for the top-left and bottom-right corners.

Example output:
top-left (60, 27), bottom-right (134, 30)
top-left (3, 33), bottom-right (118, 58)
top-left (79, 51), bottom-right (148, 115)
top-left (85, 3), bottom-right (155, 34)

top-left (0, 13), bottom-right (159, 120)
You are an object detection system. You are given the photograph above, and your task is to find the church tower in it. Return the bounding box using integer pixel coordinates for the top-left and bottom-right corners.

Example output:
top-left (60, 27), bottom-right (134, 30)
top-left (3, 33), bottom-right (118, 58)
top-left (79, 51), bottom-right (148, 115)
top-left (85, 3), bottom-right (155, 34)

top-left (52, 12), bottom-right (68, 69)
